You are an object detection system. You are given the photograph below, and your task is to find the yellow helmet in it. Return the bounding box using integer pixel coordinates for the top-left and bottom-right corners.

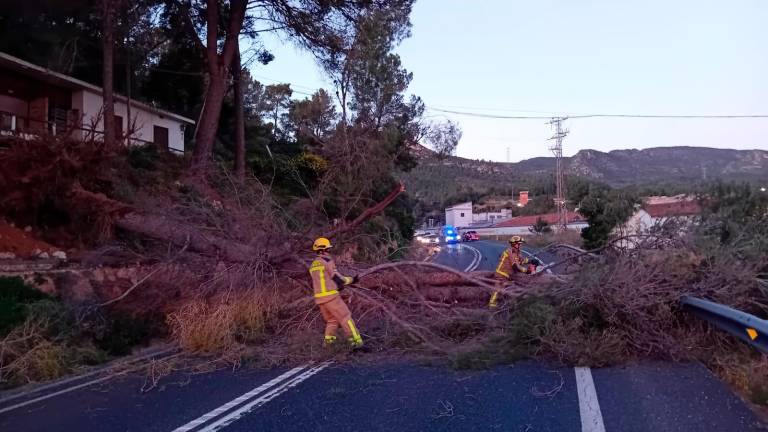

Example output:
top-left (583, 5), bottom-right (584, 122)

top-left (508, 235), bottom-right (525, 245)
top-left (313, 237), bottom-right (332, 251)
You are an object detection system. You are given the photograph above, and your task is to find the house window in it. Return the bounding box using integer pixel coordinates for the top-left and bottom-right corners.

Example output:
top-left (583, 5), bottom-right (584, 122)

top-left (460, 212), bottom-right (465, 217)
top-left (114, 115), bottom-right (123, 139)
top-left (153, 125), bottom-right (169, 151)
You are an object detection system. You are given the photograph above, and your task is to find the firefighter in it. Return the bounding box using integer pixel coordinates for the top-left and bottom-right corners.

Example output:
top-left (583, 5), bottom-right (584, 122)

top-left (309, 237), bottom-right (363, 347)
top-left (488, 235), bottom-right (538, 308)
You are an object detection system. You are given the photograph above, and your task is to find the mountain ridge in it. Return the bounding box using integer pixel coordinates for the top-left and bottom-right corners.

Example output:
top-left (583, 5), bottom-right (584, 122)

top-left (401, 145), bottom-right (768, 207)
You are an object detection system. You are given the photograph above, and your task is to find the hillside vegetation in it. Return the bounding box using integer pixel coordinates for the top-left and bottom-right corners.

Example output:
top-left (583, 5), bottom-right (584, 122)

top-left (401, 146), bottom-right (768, 214)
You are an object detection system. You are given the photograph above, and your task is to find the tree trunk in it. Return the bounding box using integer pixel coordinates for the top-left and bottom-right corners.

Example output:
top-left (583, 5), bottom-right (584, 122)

top-left (125, 59), bottom-right (132, 145)
top-left (190, 0), bottom-right (248, 175)
top-left (233, 47), bottom-right (246, 182)
top-left (191, 69), bottom-right (227, 171)
top-left (101, 0), bottom-right (115, 149)
top-left (116, 212), bottom-right (258, 262)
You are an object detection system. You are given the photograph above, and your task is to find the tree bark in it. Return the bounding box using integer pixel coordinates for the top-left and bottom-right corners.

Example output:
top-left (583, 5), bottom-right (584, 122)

top-left (190, 0), bottom-right (248, 174)
top-left (125, 59), bottom-right (132, 145)
top-left (116, 212), bottom-right (258, 262)
top-left (102, 0), bottom-right (115, 149)
top-left (232, 46), bottom-right (246, 182)
top-left (324, 182), bottom-right (406, 239)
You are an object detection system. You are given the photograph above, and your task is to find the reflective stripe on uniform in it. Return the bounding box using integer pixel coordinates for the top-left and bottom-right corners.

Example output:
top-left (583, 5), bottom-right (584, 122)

top-left (310, 260), bottom-right (336, 298)
top-left (488, 291), bottom-right (499, 307)
top-left (495, 251), bottom-right (510, 277)
top-left (347, 319), bottom-right (362, 344)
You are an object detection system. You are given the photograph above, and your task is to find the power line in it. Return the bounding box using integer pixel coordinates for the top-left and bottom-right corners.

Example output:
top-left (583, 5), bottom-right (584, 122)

top-left (425, 107), bottom-right (768, 120)
top-left (428, 104), bottom-right (579, 115)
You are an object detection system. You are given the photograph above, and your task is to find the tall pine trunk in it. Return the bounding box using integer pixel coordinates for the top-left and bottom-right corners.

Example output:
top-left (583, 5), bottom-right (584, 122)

top-left (101, 0), bottom-right (115, 149)
top-left (232, 47), bottom-right (246, 182)
top-left (190, 0), bottom-right (248, 175)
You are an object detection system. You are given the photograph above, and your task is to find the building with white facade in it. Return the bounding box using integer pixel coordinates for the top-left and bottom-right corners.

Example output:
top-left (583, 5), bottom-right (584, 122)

top-left (612, 196), bottom-right (701, 248)
top-left (0, 52), bottom-right (193, 152)
top-left (444, 201), bottom-right (516, 228)
top-left (445, 202), bottom-right (473, 227)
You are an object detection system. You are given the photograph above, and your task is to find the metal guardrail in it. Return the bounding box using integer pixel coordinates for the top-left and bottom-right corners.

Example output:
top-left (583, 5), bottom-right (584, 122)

top-left (681, 295), bottom-right (768, 353)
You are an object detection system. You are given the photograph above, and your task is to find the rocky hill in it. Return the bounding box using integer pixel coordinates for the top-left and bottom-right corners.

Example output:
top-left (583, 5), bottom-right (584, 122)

top-left (566, 147), bottom-right (768, 184)
top-left (400, 146), bottom-right (768, 207)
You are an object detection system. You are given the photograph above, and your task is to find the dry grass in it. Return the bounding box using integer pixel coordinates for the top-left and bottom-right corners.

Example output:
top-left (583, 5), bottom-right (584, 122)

top-left (0, 318), bottom-right (71, 386)
top-left (166, 287), bottom-right (280, 353)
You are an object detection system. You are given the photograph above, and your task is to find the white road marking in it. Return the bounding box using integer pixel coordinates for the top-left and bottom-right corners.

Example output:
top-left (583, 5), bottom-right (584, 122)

top-left (0, 346), bottom-right (178, 406)
top-left (171, 365), bottom-right (309, 432)
top-left (196, 361), bottom-right (333, 432)
top-left (462, 244), bottom-right (482, 272)
top-left (575, 367), bottom-right (606, 432)
top-left (0, 352), bottom-right (183, 415)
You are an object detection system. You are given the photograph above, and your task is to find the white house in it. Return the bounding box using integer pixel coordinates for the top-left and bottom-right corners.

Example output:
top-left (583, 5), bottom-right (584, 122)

top-left (445, 202), bottom-right (473, 227)
top-left (612, 196), bottom-right (701, 248)
top-left (0, 52), bottom-right (193, 152)
top-left (444, 201), bottom-right (516, 228)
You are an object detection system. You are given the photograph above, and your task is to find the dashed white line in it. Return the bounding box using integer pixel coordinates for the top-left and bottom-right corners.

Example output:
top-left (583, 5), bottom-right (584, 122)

top-left (195, 361), bottom-right (333, 432)
top-left (575, 367), bottom-right (606, 432)
top-left (171, 365), bottom-right (309, 432)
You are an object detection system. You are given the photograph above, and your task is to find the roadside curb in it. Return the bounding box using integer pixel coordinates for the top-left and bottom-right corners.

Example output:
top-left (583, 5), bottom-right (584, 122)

top-left (0, 344), bottom-right (180, 413)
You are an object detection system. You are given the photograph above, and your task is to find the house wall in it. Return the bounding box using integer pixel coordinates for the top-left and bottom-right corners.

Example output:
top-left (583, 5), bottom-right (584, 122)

top-left (614, 209), bottom-right (654, 236)
top-left (445, 203), bottom-right (473, 227)
top-left (473, 209), bottom-right (512, 223)
top-left (72, 90), bottom-right (185, 152)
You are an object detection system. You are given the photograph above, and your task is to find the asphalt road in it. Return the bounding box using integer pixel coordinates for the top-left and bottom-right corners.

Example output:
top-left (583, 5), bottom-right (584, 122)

top-left (1, 240), bottom-right (765, 431)
top-left (430, 240), bottom-right (557, 273)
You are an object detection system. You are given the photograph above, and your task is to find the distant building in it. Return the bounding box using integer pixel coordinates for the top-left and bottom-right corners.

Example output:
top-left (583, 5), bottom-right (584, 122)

top-left (518, 191), bottom-right (529, 207)
top-left (445, 202), bottom-right (473, 227)
top-left (616, 196), bottom-right (701, 235)
top-left (489, 211), bottom-right (587, 235)
top-left (445, 201), bottom-right (515, 227)
top-left (613, 196), bottom-right (701, 248)
top-left (444, 191), bottom-right (529, 228)
top-left (0, 51), bottom-right (193, 152)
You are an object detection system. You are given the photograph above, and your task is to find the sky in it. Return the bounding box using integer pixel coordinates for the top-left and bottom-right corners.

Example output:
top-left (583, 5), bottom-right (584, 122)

top-left (249, 0), bottom-right (767, 163)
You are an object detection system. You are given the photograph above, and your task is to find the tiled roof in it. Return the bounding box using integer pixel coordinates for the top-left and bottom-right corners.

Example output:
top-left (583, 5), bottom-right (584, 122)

top-left (645, 200), bottom-right (701, 218)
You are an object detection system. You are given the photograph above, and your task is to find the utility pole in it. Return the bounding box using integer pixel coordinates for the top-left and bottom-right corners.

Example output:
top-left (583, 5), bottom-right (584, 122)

top-left (547, 117), bottom-right (569, 230)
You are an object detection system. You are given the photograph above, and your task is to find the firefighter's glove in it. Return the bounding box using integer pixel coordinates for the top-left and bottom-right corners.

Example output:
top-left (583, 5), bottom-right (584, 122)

top-left (332, 274), bottom-right (348, 287)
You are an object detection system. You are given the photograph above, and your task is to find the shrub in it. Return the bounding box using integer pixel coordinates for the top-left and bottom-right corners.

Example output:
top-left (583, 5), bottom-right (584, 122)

top-left (0, 277), bottom-right (51, 335)
top-left (167, 289), bottom-right (280, 353)
top-left (448, 297), bottom-right (556, 369)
